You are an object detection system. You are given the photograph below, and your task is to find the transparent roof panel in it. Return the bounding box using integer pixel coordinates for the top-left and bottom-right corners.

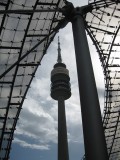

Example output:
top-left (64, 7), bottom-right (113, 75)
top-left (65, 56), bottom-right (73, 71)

top-left (0, 0), bottom-right (66, 159)
top-left (86, 0), bottom-right (120, 159)
top-left (1, 0), bottom-right (120, 159)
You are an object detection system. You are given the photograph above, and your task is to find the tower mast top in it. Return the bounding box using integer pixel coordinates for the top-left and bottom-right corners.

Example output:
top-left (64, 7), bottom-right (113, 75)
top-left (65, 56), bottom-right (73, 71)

top-left (57, 36), bottom-right (62, 63)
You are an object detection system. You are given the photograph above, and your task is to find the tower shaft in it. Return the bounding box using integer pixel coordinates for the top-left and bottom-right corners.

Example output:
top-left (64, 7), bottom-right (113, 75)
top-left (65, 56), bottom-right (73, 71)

top-left (58, 96), bottom-right (69, 160)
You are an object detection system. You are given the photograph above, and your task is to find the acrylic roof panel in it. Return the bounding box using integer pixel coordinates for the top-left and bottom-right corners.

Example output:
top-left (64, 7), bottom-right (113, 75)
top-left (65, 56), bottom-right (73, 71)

top-left (86, 0), bottom-right (120, 159)
top-left (1, 0), bottom-right (120, 159)
top-left (0, 0), bottom-right (66, 159)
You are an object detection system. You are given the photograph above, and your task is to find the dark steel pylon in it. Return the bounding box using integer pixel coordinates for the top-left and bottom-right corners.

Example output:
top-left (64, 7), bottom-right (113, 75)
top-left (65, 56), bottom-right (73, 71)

top-left (59, 1), bottom-right (109, 160)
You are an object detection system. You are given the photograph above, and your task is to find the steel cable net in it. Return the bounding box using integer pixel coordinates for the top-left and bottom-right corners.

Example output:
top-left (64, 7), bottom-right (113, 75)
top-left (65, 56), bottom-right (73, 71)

top-left (1, 0), bottom-right (120, 159)
top-left (0, 0), bottom-right (66, 159)
top-left (86, 0), bottom-right (120, 159)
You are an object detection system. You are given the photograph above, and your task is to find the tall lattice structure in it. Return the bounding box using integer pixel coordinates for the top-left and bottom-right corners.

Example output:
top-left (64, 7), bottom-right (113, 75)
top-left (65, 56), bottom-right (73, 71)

top-left (0, 0), bottom-right (120, 159)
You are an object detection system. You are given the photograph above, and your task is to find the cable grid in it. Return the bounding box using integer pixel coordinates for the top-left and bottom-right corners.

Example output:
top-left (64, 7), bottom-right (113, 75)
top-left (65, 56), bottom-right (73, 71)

top-left (0, 0), bottom-right (120, 159)
top-left (86, 0), bottom-right (120, 159)
top-left (0, 0), bottom-right (65, 159)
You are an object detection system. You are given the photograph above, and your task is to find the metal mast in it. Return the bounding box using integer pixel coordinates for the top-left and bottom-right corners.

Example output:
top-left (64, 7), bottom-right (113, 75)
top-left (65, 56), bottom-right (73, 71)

top-left (50, 37), bottom-right (71, 160)
top-left (61, 2), bottom-right (109, 160)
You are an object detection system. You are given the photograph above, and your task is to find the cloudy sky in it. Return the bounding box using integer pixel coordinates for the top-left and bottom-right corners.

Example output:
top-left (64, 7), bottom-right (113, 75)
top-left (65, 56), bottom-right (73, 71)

top-left (10, 0), bottom-right (105, 160)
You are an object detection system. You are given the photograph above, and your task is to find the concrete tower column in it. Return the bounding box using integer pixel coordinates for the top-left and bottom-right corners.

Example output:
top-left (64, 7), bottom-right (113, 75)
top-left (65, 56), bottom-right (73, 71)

top-left (50, 37), bottom-right (71, 160)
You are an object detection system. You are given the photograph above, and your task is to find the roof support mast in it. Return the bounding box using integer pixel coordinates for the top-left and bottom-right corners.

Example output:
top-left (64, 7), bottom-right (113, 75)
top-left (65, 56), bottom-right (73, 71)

top-left (60, 1), bottom-right (109, 159)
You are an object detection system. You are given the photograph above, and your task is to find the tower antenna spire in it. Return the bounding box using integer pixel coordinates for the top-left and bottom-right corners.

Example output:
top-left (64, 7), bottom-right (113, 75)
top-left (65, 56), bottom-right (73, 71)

top-left (57, 36), bottom-right (62, 63)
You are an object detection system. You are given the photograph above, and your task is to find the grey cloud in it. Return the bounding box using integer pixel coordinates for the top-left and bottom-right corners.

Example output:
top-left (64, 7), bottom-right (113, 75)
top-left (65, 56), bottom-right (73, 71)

top-left (13, 137), bottom-right (50, 150)
top-left (15, 97), bottom-right (57, 144)
top-left (97, 87), bottom-right (105, 98)
top-left (13, 17), bottom-right (104, 154)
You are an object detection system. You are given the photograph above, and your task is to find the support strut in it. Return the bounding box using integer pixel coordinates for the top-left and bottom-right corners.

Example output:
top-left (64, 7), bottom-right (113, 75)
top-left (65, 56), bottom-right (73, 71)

top-left (72, 7), bottom-right (108, 160)
top-left (61, 2), bottom-right (109, 160)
